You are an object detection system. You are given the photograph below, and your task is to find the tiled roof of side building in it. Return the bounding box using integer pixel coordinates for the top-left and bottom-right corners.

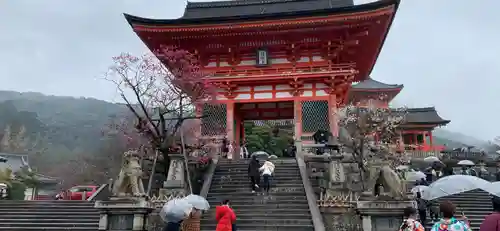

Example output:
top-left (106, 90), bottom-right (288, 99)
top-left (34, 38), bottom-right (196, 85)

top-left (403, 107), bottom-right (450, 125)
top-left (351, 78), bottom-right (403, 90)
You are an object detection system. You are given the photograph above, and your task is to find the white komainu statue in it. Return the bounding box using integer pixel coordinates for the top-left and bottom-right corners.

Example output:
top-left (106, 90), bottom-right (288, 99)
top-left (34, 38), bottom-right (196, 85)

top-left (111, 150), bottom-right (146, 197)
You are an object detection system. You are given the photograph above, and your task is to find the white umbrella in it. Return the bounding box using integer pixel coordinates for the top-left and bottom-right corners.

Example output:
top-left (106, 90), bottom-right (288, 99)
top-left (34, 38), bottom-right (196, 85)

top-left (483, 181), bottom-right (500, 197)
top-left (412, 185), bottom-right (429, 194)
top-left (422, 175), bottom-right (490, 200)
top-left (457, 160), bottom-right (475, 166)
top-left (423, 156), bottom-right (440, 163)
top-left (182, 194), bottom-right (210, 211)
top-left (406, 171), bottom-right (426, 182)
top-left (160, 198), bottom-right (193, 223)
top-left (251, 151), bottom-right (269, 157)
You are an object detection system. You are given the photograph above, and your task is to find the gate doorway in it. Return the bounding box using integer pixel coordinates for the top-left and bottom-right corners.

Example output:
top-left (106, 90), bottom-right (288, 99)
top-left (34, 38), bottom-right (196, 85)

top-left (236, 101), bottom-right (295, 157)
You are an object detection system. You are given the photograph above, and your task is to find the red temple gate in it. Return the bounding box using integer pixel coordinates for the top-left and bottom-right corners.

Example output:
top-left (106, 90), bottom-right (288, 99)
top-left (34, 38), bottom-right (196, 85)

top-left (124, 0), bottom-right (400, 157)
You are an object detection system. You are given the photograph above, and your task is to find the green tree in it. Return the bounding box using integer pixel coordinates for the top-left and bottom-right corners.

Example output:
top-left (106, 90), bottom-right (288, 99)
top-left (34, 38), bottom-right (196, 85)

top-left (0, 168), bottom-right (12, 186)
top-left (244, 121), bottom-right (293, 156)
top-left (15, 166), bottom-right (40, 198)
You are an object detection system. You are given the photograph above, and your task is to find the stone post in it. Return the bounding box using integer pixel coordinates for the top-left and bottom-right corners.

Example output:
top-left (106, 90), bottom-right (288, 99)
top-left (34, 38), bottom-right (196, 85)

top-left (159, 154), bottom-right (188, 199)
top-left (95, 197), bottom-right (154, 231)
top-left (328, 155), bottom-right (345, 184)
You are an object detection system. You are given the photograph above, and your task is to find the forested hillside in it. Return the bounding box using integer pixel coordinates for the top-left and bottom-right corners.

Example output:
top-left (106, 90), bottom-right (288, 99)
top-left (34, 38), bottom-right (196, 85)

top-left (0, 91), bottom-right (129, 152)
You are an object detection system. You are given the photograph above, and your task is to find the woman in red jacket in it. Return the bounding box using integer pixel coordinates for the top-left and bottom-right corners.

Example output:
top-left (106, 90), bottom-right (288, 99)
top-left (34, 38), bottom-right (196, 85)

top-left (215, 199), bottom-right (236, 231)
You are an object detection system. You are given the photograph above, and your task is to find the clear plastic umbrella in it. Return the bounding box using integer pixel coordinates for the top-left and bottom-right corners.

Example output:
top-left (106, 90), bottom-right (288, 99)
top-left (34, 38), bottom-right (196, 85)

top-left (422, 175), bottom-right (490, 200)
top-left (160, 198), bottom-right (193, 223)
top-left (423, 156), bottom-right (440, 163)
top-left (251, 151), bottom-right (269, 157)
top-left (182, 194), bottom-right (210, 211)
top-left (269, 155), bottom-right (278, 159)
top-left (484, 181), bottom-right (500, 197)
top-left (406, 171), bottom-right (426, 182)
top-left (457, 160), bottom-right (475, 166)
top-left (396, 165), bottom-right (410, 171)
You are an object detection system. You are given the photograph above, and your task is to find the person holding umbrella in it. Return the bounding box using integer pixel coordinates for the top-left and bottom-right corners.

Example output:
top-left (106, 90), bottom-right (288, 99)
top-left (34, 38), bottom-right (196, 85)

top-left (160, 199), bottom-right (193, 231)
top-left (181, 194), bottom-right (211, 231)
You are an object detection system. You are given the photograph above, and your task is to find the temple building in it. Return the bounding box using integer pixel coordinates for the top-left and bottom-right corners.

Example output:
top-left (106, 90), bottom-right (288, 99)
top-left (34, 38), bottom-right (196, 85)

top-left (350, 78), bottom-right (450, 152)
top-left (0, 153), bottom-right (59, 200)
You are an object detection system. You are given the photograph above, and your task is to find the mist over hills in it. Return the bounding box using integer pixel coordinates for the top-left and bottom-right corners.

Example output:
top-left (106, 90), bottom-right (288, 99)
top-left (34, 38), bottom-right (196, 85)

top-left (0, 90), bottom-right (487, 159)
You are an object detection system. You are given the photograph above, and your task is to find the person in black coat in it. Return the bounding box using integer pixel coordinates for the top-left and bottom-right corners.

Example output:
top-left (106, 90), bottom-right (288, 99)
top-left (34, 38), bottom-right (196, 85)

top-left (247, 155), bottom-right (260, 193)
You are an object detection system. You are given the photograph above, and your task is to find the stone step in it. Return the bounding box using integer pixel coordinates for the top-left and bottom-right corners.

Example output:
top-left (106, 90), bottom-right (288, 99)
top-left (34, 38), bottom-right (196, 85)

top-left (0, 207), bottom-right (97, 211)
top-left (0, 204), bottom-right (94, 207)
top-left (206, 195), bottom-right (308, 201)
top-left (202, 212), bottom-right (311, 219)
top-left (210, 181), bottom-right (303, 186)
top-left (205, 200), bottom-right (308, 206)
top-left (209, 188), bottom-right (305, 193)
top-left (0, 200), bottom-right (93, 204)
top-left (0, 222), bottom-right (97, 228)
top-left (208, 190), bottom-right (306, 197)
top-left (201, 218), bottom-right (312, 225)
top-left (0, 228), bottom-right (96, 231)
top-left (210, 204), bottom-right (310, 210)
top-left (0, 218), bottom-right (98, 223)
top-left (211, 183), bottom-right (304, 188)
top-left (200, 223), bottom-right (313, 231)
top-left (0, 214), bottom-right (99, 219)
top-left (212, 175), bottom-right (302, 180)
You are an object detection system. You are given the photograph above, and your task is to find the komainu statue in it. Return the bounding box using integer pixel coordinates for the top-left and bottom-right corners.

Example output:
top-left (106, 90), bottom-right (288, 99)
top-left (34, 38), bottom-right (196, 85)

top-left (375, 165), bottom-right (405, 199)
top-left (111, 150), bottom-right (146, 197)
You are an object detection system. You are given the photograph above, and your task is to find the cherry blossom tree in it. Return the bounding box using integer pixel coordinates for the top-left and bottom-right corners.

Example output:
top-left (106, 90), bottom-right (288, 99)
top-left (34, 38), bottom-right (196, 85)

top-left (337, 96), bottom-right (407, 189)
top-left (105, 47), bottom-right (216, 193)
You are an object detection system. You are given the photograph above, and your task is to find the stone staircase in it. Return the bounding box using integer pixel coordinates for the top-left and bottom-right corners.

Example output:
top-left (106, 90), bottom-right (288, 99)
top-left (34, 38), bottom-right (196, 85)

top-left (425, 189), bottom-right (492, 230)
top-left (0, 200), bottom-right (99, 230)
top-left (201, 158), bottom-right (314, 231)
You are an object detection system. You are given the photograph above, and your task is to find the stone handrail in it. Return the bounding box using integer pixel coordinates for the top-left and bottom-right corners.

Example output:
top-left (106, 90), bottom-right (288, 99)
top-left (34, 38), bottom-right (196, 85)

top-left (87, 184), bottom-right (110, 201)
top-left (296, 153), bottom-right (326, 231)
top-left (199, 156), bottom-right (219, 198)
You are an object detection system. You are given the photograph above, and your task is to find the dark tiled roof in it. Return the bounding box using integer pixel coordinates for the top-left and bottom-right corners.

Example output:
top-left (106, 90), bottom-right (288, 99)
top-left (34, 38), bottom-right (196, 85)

top-left (351, 78), bottom-right (403, 90)
top-left (124, 0), bottom-right (399, 25)
top-left (182, 0), bottom-right (353, 19)
top-left (403, 107), bottom-right (450, 125)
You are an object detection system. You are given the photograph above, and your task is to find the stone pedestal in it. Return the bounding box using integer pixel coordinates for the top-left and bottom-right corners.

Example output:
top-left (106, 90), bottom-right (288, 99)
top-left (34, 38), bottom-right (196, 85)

top-left (95, 197), bottom-right (154, 231)
top-left (356, 200), bottom-right (412, 231)
top-left (160, 154), bottom-right (187, 199)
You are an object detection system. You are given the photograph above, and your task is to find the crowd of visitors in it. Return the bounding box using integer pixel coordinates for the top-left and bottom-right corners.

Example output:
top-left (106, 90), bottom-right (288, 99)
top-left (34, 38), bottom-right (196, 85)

top-left (401, 195), bottom-right (500, 231)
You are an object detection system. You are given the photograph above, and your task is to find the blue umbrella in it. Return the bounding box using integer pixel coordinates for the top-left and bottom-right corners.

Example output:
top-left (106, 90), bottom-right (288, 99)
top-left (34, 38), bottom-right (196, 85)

top-left (160, 198), bottom-right (193, 223)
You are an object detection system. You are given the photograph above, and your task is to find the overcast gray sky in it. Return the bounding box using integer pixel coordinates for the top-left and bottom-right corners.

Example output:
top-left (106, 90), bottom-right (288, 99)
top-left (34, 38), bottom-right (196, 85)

top-left (0, 0), bottom-right (498, 140)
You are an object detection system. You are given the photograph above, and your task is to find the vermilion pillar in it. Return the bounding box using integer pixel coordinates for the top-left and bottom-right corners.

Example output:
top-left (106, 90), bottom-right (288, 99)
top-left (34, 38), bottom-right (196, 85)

top-left (294, 99), bottom-right (303, 151)
top-left (328, 94), bottom-right (339, 137)
top-left (234, 105), bottom-right (241, 157)
top-left (226, 101), bottom-right (236, 158)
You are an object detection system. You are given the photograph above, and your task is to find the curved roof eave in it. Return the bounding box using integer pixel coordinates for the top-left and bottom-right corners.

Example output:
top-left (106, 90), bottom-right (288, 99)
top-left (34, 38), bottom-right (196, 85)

top-left (123, 0), bottom-right (400, 26)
